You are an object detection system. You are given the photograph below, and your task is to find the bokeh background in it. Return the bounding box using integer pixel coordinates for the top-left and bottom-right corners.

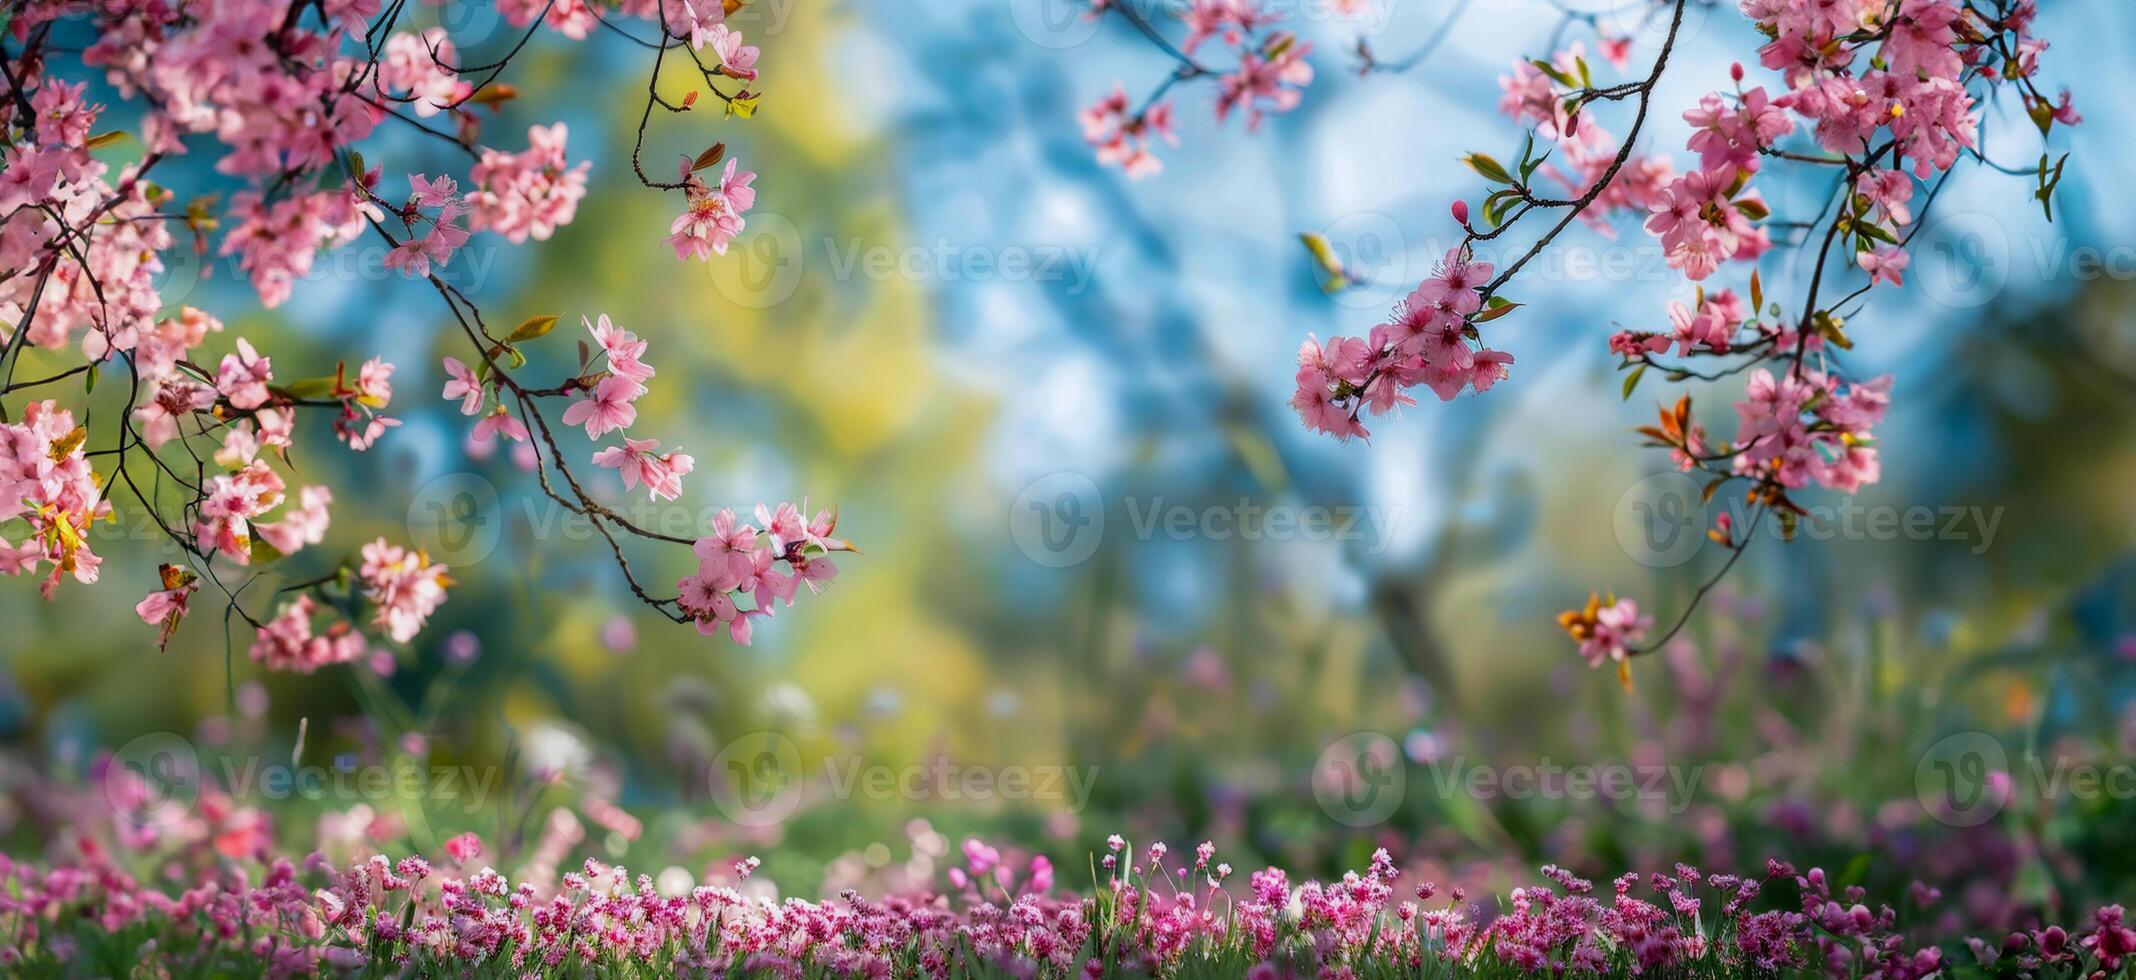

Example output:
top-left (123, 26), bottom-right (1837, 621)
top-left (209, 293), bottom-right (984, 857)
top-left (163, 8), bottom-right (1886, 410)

top-left (5, 0), bottom-right (2135, 931)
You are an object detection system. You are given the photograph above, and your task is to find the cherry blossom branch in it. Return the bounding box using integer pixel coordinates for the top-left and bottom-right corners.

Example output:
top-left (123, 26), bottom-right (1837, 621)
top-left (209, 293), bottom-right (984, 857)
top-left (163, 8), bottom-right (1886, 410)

top-left (1273, 0), bottom-right (2080, 683)
top-left (0, 0), bottom-right (847, 666)
top-left (1076, 0), bottom-right (1313, 178)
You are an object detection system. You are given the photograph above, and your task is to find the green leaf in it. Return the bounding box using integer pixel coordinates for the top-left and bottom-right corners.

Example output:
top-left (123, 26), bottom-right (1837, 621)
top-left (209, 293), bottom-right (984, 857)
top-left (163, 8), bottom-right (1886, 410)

top-left (1520, 149), bottom-right (1552, 185)
top-left (1463, 153), bottom-right (1515, 185)
top-left (1298, 232), bottom-right (1342, 278)
top-left (507, 314), bottom-right (560, 343)
top-left (250, 535), bottom-right (284, 564)
top-left (1734, 198), bottom-right (1770, 221)
top-left (1471, 300), bottom-right (1520, 323)
top-left (1481, 189), bottom-right (1518, 228)
top-left (1621, 364), bottom-right (1647, 401)
top-left (725, 93), bottom-right (760, 119)
top-left (483, 344), bottom-right (527, 372)
top-left (1529, 58), bottom-right (1578, 88)
top-left (281, 375), bottom-right (340, 399)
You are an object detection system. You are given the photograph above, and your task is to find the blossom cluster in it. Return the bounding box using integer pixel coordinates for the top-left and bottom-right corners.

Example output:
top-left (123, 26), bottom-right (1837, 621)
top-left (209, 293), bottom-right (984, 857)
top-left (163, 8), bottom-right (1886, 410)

top-left (1079, 0), bottom-right (1315, 178)
top-left (1277, 0), bottom-right (2073, 676)
top-left (678, 503), bottom-right (846, 644)
top-left (0, 401), bottom-right (109, 595)
top-left (1290, 247), bottom-right (1513, 441)
top-left (2, 0), bottom-right (834, 657)
top-left (6, 822), bottom-right (2136, 979)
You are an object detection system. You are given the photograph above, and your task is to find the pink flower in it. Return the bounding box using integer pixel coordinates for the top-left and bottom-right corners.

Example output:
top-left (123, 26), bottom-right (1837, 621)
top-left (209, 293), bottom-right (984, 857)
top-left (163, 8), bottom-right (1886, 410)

top-left (1857, 245), bottom-right (1908, 286)
top-left (250, 595), bottom-right (367, 673)
top-left (135, 565), bottom-right (199, 651)
top-left (358, 538), bottom-right (450, 644)
top-left (692, 509), bottom-right (759, 589)
top-left (1215, 34), bottom-right (1314, 132)
top-left (216, 338), bottom-right (274, 410)
top-left (739, 546), bottom-right (797, 610)
top-left (440, 356), bottom-right (484, 415)
top-left (375, 31), bottom-right (472, 116)
top-left (470, 406), bottom-right (530, 447)
top-left (591, 437), bottom-right (693, 502)
top-left (585, 314), bottom-right (654, 383)
top-left (666, 159), bottom-right (756, 260)
top-left (408, 173), bottom-right (460, 209)
top-left (705, 24), bottom-right (758, 80)
top-left (1081, 85), bottom-right (1177, 179)
top-left (383, 221), bottom-right (465, 279)
top-left (443, 832), bottom-right (483, 863)
top-left (255, 485), bottom-right (333, 556)
top-left (1466, 348), bottom-right (1515, 393)
top-left (559, 376), bottom-right (641, 439)
top-left (678, 576), bottom-right (762, 643)
top-left (1562, 594), bottom-right (1652, 667)
top-left (467, 125), bottom-right (590, 244)
top-left (755, 502), bottom-right (808, 553)
top-left (195, 461), bottom-right (287, 562)
top-left (790, 554), bottom-right (838, 594)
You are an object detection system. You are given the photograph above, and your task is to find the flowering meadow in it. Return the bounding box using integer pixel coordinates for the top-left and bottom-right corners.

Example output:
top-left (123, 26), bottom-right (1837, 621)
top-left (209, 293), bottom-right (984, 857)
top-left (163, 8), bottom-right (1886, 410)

top-left (3, 0), bottom-right (2134, 976)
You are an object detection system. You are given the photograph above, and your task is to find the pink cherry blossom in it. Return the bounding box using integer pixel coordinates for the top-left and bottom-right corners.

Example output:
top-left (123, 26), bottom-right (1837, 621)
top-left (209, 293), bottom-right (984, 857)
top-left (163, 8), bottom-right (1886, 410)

top-left (216, 338), bottom-right (274, 410)
top-left (591, 437), bottom-right (693, 502)
top-left (666, 159), bottom-right (756, 261)
top-left (559, 376), bottom-right (642, 439)
top-left (440, 356), bottom-right (484, 415)
top-left (358, 538), bottom-right (451, 644)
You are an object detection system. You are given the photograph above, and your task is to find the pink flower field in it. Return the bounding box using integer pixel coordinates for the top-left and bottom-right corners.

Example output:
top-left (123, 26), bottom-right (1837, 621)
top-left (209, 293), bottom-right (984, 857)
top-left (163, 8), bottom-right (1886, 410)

top-left (2, 0), bottom-right (2131, 976)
